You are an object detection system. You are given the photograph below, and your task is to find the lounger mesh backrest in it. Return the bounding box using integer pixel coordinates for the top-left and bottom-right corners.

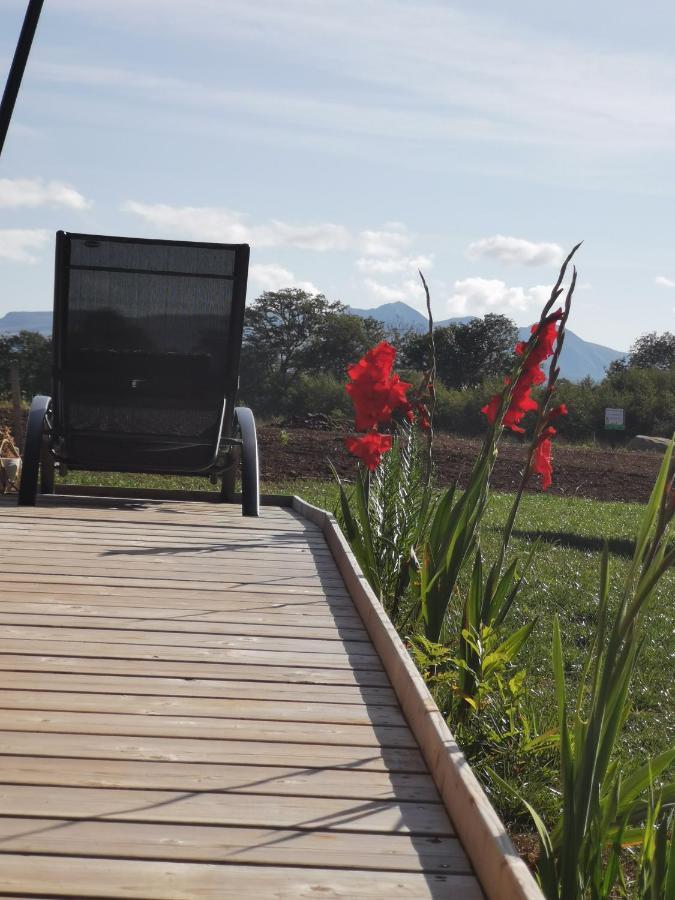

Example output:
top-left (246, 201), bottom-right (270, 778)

top-left (54, 234), bottom-right (248, 452)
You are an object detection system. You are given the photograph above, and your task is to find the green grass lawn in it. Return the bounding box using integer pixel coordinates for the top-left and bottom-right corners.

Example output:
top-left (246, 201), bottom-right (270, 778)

top-left (59, 471), bottom-right (674, 770)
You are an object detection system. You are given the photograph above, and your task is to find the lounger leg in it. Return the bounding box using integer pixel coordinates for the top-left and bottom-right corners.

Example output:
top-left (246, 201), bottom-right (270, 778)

top-left (220, 444), bottom-right (240, 503)
top-left (18, 394), bottom-right (52, 506)
top-left (234, 406), bottom-right (260, 517)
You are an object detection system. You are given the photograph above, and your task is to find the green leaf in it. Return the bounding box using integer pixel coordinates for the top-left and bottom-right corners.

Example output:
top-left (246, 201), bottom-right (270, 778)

top-left (483, 621), bottom-right (536, 678)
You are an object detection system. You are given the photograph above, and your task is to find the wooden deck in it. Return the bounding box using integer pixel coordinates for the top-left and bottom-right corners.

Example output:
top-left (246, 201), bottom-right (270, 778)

top-left (0, 494), bottom-right (487, 899)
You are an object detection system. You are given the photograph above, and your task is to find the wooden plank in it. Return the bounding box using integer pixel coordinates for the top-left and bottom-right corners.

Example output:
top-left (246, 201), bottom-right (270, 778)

top-left (0, 756), bottom-right (440, 801)
top-left (0, 670), bottom-right (399, 707)
top-left (5, 543), bottom-right (334, 564)
top-left (0, 730), bottom-right (427, 771)
top-left (0, 608), bottom-right (369, 638)
top-left (1, 527), bottom-right (334, 553)
top-left (4, 501), bottom-right (316, 523)
top-left (0, 568), bottom-right (348, 594)
top-left (0, 689), bottom-right (408, 727)
top-left (0, 585), bottom-right (359, 614)
top-left (0, 598), bottom-right (363, 624)
top-left (0, 817), bottom-right (469, 874)
top-left (1, 555), bottom-right (343, 580)
top-left (0, 783), bottom-right (452, 835)
top-left (0, 654), bottom-right (392, 687)
top-left (0, 708), bottom-right (417, 749)
top-left (0, 525), bottom-right (324, 546)
top-left (0, 855), bottom-right (481, 899)
top-left (0, 555), bottom-right (346, 581)
top-left (3, 513), bottom-right (322, 536)
top-left (0, 638), bottom-right (381, 671)
top-left (0, 572), bottom-right (350, 598)
top-left (5, 546), bottom-right (338, 571)
top-left (0, 624), bottom-right (379, 658)
top-left (51, 485), bottom-right (292, 505)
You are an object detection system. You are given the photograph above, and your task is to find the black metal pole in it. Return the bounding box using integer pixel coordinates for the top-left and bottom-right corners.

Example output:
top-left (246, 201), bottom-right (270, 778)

top-left (0, 0), bottom-right (45, 159)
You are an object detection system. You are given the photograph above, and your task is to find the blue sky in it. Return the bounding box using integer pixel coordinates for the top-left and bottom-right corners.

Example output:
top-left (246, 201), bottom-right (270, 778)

top-left (1, 0), bottom-right (674, 351)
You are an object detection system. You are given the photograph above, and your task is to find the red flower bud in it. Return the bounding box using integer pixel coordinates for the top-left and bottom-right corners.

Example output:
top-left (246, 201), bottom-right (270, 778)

top-left (344, 432), bottom-right (393, 471)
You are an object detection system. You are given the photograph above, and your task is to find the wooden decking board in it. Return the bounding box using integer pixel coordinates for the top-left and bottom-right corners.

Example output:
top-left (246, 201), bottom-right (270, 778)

top-left (6, 544), bottom-right (334, 563)
top-left (0, 783), bottom-right (455, 835)
top-left (0, 671), bottom-right (401, 706)
top-left (0, 689), bottom-right (409, 727)
top-left (0, 572), bottom-right (352, 598)
top-left (0, 496), bottom-right (485, 898)
top-left (0, 566), bottom-right (348, 590)
top-left (0, 709), bottom-right (419, 749)
top-left (0, 586), bottom-right (359, 613)
top-left (0, 624), bottom-right (380, 657)
top-left (0, 855), bottom-right (483, 899)
top-left (0, 610), bottom-right (373, 640)
top-left (0, 730), bottom-right (428, 771)
top-left (0, 757), bottom-right (442, 800)
top-left (0, 601), bottom-right (366, 627)
top-left (0, 639), bottom-right (384, 671)
top-left (0, 818), bottom-right (470, 874)
top-left (0, 655), bottom-right (395, 687)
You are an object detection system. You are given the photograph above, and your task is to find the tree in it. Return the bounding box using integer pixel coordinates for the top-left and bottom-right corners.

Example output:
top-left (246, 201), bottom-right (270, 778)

top-left (401, 314), bottom-right (517, 389)
top-left (626, 331), bottom-right (674, 370)
top-left (302, 313), bottom-right (386, 378)
top-left (453, 314), bottom-right (517, 388)
top-left (242, 289), bottom-right (345, 385)
top-left (0, 330), bottom-right (52, 399)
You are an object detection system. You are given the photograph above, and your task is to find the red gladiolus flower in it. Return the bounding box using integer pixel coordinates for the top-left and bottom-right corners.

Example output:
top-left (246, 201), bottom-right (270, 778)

top-left (531, 425), bottom-right (559, 490)
top-left (416, 402), bottom-right (431, 432)
top-left (481, 309), bottom-right (563, 432)
top-left (346, 341), bottom-right (412, 431)
top-left (531, 437), bottom-right (553, 491)
top-left (548, 403), bottom-right (568, 420)
top-left (344, 433), bottom-right (393, 471)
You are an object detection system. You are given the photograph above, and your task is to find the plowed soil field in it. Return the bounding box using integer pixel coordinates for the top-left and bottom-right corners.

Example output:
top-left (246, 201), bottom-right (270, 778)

top-left (259, 426), bottom-right (663, 504)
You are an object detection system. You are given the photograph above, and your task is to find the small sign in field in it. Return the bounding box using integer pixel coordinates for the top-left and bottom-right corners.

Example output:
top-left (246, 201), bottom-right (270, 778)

top-left (605, 407), bottom-right (625, 431)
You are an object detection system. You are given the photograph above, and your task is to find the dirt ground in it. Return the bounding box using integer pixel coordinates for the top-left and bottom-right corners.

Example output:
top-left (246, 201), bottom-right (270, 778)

top-left (259, 425), bottom-right (664, 504)
top-left (1, 405), bottom-right (662, 503)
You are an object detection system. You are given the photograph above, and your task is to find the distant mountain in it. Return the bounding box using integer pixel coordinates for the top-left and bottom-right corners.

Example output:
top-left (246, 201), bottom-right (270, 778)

top-left (347, 301), bottom-right (625, 382)
top-left (348, 301), bottom-right (431, 329)
top-left (0, 311), bottom-right (52, 336)
top-left (348, 301), bottom-right (473, 330)
top-left (2, 303), bottom-right (626, 381)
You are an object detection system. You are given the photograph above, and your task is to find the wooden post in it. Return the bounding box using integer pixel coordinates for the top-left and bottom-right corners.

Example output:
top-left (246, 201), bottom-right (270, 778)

top-left (10, 360), bottom-right (23, 449)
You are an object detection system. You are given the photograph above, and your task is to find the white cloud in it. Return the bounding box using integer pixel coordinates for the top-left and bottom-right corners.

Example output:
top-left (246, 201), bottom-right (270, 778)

top-left (0, 177), bottom-right (91, 210)
top-left (364, 276), bottom-right (425, 304)
top-left (356, 253), bottom-right (433, 275)
top-left (467, 235), bottom-right (564, 266)
top-left (655, 275), bottom-right (675, 288)
top-left (0, 229), bottom-right (50, 264)
top-left (359, 226), bottom-right (411, 258)
top-left (357, 224), bottom-right (431, 304)
top-left (250, 263), bottom-right (318, 295)
top-left (447, 277), bottom-right (551, 316)
top-left (122, 201), bottom-right (351, 251)
top-left (364, 279), bottom-right (407, 302)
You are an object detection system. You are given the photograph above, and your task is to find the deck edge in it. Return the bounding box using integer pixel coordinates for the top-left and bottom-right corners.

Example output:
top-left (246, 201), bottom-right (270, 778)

top-left (53, 485), bottom-right (294, 505)
top-left (292, 495), bottom-right (544, 900)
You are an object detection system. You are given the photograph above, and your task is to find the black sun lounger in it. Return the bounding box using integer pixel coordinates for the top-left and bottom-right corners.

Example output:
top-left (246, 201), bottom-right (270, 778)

top-left (18, 231), bottom-right (259, 515)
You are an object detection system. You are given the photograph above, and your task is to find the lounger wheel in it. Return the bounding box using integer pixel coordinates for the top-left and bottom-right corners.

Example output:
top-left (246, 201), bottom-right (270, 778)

top-left (234, 406), bottom-right (260, 517)
top-left (18, 394), bottom-right (55, 506)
